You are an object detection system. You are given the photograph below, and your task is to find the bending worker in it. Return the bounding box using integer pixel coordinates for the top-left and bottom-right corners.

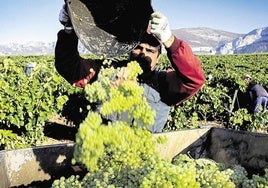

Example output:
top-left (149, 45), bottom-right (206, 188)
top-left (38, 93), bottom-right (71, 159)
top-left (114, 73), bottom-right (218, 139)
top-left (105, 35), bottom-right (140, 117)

top-left (55, 3), bottom-right (206, 133)
top-left (244, 74), bottom-right (268, 113)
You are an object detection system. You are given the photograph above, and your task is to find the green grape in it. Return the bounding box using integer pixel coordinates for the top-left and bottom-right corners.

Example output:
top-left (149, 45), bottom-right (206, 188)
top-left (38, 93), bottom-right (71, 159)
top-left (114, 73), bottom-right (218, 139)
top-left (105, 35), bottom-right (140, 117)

top-left (241, 179), bottom-right (256, 188)
top-left (226, 164), bottom-right (248, 186)
top-left (192, 158), bottom-right (235, 188)
top-left (51, 175), bottom-right (82, 188)
top-left (251, 171), bottom-right (268, 188)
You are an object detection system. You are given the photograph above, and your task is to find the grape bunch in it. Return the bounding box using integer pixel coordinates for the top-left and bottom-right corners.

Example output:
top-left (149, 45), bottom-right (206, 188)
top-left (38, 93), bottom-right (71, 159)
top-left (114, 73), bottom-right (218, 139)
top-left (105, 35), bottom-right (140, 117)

top-left (52, 175), bottom-right (82, 188)
top-left (225, 165), bottom-right (248, 186)
top-left (246, 168), bottom-right (268, 188)
top-left (84, 60), bottom-right (155, 127)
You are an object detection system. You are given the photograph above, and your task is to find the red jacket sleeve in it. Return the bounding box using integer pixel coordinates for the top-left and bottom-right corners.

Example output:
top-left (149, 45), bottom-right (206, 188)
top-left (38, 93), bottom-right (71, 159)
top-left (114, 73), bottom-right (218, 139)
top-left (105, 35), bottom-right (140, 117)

top-left (164, 36), bottom-right (205, 106)
top-left (55, 30), bottom-right (101, 87)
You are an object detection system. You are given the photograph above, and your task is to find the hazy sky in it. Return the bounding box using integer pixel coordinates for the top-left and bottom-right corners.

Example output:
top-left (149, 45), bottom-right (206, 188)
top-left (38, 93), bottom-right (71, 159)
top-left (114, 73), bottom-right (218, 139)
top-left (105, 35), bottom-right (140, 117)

top-left (1, 0), bottom-right (267, 43)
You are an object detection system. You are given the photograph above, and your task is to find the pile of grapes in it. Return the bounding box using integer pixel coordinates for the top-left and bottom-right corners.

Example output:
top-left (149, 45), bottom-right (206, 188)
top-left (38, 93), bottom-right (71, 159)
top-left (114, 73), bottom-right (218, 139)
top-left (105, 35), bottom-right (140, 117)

top-left (52, 61), bottom-right (268, 187)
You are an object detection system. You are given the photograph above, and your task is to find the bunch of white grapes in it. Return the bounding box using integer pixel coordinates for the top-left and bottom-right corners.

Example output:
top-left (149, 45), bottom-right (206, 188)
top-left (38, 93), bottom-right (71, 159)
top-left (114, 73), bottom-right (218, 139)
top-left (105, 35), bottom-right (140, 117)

top-left (72, 60), bottom-right (158, 171)
top-left (242, 168), bottom-right (268, 188)
top-left (53, 154), bottom-right (268, 187)
top-left (52, 175), bottom-right (82, 188)
top-left (84, 60), bottom-right (155, 127)
top-left (73, 112), bottom-right (158, 172)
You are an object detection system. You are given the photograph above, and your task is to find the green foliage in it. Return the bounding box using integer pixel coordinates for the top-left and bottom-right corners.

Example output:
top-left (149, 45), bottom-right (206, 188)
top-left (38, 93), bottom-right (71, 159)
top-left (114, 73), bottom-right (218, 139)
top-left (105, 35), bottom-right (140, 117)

top-left (0, 129), bottom-right (30, 149)
top-left (197, 54), bottom-right (268, 131)
top-left (0, 56), bottom-right (77, 149)
top-left (250, 111), bottom-right (268, 132)
top-left (164, 53), bottom-right (268, 132)
top-left (1, 53), bottom-right (268, 149)
top-left (0, 54), bottom-right (268, 147)
top-left (229, 108), bottom-right (252, 130)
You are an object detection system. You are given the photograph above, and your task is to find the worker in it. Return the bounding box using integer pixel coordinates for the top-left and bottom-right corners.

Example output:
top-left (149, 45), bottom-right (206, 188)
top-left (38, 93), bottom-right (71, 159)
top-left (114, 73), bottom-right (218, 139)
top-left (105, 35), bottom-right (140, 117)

top-left (244, 74), bottom-right (268, 113)
top-left (55, 3), bottom-right (206, 133)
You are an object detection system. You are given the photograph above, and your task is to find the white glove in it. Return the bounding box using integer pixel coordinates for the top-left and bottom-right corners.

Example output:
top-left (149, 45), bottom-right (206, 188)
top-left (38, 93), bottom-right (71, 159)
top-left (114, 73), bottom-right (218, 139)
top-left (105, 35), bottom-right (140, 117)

top-left (150, 12), bottom-right (172, 43)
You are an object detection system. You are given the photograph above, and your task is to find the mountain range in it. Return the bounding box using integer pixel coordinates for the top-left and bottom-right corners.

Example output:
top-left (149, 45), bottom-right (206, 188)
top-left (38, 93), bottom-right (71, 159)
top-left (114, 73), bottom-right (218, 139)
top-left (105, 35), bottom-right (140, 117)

top-left (0, 27), bottom-right (267, 56)
top-left (173, 27), bottom-right (268, 55)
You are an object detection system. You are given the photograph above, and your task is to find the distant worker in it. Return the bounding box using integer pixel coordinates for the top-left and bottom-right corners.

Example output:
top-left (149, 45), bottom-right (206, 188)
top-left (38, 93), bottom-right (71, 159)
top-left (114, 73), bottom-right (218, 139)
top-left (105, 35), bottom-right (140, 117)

top-left (244, 74), bottom-right (268, 113)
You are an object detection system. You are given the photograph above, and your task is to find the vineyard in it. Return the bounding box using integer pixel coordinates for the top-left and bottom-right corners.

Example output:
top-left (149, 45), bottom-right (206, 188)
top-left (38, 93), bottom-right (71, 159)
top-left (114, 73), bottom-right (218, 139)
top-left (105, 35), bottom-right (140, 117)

top-left (1, 53), bottom-right (268, 187)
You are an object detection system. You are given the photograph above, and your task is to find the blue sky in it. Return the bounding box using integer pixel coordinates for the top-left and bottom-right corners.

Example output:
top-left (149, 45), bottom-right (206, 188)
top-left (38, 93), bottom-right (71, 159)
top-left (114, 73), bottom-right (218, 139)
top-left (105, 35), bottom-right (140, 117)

top-left (1, 0), bottom-right (268, 43)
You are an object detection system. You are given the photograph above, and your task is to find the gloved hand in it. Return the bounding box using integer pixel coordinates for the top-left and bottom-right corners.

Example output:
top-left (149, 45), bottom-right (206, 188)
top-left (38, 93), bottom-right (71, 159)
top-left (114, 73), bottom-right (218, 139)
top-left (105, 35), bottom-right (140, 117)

top-left (150, 12), bottom-right (172, 43)
top-left (59, 4), bottom-right (73, 31)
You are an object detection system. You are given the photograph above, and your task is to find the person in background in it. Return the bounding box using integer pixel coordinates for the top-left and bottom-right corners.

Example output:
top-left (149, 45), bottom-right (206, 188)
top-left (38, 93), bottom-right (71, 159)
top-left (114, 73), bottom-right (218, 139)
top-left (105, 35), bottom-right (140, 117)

top-left (55, 4), bottom-right (205, 133)
top-left (244, 74), bottom-right (268, 113)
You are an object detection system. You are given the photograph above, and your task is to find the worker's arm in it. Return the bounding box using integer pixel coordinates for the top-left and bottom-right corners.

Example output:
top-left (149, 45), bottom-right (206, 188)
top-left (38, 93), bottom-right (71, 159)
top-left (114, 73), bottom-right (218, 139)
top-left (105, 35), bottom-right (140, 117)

top-left (150, 12), bottom-right (205, 105)
top-left (164, 36), bottom-right (205, 105)
top-left (55, 4), bottom-right (101, 87)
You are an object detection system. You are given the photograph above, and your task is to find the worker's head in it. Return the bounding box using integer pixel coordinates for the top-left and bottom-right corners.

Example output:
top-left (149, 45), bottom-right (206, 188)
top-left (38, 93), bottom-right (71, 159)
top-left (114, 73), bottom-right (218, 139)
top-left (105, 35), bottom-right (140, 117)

top-left (243, 74), bottom-right (252, 84)
top-left (129, 33), bottom-right (162, 73)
